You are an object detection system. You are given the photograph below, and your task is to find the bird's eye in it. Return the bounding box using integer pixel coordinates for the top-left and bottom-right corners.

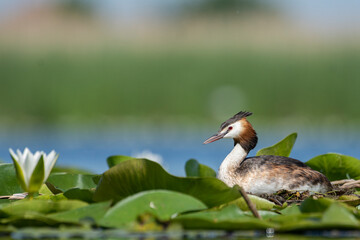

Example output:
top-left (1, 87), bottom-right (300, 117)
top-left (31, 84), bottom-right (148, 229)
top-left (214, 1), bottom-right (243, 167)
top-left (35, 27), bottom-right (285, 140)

top-left (228, 126), bottom-right (233, 131)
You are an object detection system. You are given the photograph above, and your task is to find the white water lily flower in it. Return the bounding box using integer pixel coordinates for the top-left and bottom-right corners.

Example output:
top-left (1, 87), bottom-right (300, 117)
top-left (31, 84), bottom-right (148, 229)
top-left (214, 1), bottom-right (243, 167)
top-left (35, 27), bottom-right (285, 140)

top-left (9, 148), bottom-right (58, 194)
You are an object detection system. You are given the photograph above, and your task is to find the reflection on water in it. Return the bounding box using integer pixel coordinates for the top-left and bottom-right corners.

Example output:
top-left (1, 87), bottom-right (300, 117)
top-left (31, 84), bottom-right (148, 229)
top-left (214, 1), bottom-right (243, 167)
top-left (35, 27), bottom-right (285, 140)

top-left (0, 126), bottom-right (359, 176)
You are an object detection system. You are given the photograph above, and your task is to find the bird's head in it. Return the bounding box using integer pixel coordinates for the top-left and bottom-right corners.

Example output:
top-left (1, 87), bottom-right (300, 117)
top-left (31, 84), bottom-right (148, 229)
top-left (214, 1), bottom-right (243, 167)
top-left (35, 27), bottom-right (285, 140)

top-left (203, 111), bottom-right (258, 152)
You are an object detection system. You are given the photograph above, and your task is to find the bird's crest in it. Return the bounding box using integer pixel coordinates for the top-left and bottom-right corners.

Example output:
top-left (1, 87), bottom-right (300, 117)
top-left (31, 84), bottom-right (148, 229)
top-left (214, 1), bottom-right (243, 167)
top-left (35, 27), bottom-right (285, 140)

top-left (220, 111), bottom-right (253, 130)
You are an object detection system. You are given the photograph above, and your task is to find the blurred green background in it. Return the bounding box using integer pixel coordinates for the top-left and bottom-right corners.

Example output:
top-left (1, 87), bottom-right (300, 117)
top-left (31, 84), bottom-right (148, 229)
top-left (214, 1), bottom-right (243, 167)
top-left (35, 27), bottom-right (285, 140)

top-left (0, 0), bottom-right (359, 129)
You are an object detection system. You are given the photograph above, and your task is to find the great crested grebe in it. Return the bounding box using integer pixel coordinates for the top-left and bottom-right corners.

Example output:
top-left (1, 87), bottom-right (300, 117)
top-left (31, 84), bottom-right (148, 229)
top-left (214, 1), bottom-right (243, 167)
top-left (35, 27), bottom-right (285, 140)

top-left (204, 111), bottom-right (332, 195)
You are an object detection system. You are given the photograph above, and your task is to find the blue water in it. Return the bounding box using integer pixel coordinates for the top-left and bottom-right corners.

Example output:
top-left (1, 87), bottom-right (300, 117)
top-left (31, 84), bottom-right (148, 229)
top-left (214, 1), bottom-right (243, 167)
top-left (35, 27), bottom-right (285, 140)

top-left (1, 126), bottom-right (359, 176)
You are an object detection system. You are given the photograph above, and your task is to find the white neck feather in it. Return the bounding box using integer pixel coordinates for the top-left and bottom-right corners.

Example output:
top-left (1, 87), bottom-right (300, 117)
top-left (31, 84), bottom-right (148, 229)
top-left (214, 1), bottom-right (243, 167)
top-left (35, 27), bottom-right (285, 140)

top-left (217, 143), bottom-right (248, 187)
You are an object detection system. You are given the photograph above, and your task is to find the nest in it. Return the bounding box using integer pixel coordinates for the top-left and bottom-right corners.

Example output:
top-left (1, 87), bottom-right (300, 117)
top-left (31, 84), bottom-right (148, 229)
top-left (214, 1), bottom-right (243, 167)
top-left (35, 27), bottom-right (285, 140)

top-left (259, 179), bottom-right (360, 206)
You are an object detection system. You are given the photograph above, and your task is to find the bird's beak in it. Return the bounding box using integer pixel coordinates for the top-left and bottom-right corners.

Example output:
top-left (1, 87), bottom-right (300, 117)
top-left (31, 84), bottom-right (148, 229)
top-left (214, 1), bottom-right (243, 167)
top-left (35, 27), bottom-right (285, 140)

top-left (203, 132), bottom-right (226, 144)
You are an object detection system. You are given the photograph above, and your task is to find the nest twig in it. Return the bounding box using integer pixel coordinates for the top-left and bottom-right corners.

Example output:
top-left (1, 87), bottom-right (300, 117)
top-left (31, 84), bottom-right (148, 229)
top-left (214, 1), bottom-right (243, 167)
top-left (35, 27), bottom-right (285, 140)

top-left (332, 179), bottom-right (360, 189)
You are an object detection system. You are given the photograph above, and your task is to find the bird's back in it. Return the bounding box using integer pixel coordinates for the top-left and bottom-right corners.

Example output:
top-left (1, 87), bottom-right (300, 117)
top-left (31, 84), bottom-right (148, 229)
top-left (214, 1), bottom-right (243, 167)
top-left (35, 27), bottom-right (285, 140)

top-left (235, 155), bottom-right (332, 195)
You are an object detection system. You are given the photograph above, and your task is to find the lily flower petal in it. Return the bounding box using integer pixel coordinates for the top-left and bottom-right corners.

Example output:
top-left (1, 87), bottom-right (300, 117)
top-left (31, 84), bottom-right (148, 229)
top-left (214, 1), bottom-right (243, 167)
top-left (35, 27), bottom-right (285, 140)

top-left (16, 148), bottom-right (25, 165)
top-left (43, 150), bottom-right (58, 180)
top-left (9, 149), bottom-right (19, 162)
top-left (22, 149), bottom-right (39, 188)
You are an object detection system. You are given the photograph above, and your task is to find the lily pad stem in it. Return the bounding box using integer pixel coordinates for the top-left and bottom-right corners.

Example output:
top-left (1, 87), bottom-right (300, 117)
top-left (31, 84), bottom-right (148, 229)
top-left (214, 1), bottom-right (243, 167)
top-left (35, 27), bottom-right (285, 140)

top-left (238, 186), bottom-right (261, 219)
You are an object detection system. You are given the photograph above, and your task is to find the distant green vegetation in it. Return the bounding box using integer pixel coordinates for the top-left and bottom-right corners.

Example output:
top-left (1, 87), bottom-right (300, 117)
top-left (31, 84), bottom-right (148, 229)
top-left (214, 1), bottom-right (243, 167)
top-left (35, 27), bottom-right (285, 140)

top-left (0, 47), bottom-right (359, 125)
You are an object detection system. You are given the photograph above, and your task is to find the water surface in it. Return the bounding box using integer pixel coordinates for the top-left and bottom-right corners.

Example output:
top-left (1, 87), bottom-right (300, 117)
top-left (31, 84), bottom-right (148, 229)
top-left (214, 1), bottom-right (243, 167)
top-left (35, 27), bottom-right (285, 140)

top-left (0, 126), bottom-right (359, 176)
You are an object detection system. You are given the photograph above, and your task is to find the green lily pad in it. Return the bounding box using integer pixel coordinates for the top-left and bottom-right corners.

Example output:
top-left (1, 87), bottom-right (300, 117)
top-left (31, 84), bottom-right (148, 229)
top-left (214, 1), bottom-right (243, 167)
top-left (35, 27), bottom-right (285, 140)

top-left (39, 184), bottom-right (53, 195)
top-left (232, 195), bottom-right (275, 211)
top-left (300, 198), bottom-right (334, 213)
top-left (93, 159), bottom-right (241, 207)
top-left (300, 197), bottom-right (354, 214)
top-left (48, 201), bottom-right (111, 224)
top-left (280, 204), bottom-right (301, 215)
top-left (36, 184), bottom-right (66, 201)
top-left (99, 190), bottom-right (206, 228)
top-left (0, 199), bottom-right (88, 217)
top-left (63, 188), bottom-right (95, 203)
top-left (256, 133), bottom-right (297, 157)
top-left (47, 173), bottom-right (97, 192)
top-left (277, 203), bottom-right (360, 231)
top-left (321, 203), bottom-right (359, 227)
top-left (173, 205), bottom-right (273, 230)
top-left (107, 155), bottom-right (135, 168)
top-left (0, 211), bottom-right (59, 226)
top-left (306, 153), bottom-right (360, 181)
top-left (35, 193), bottom-right (67, 201)
top-left (52, 166), bottom-right (93, 175)
top-left (185, 159), bottom-right (216, 177)
top-left (275, 213), bottom-right (323, 231)
top-left (251, 210), bottom-right (279, 219)
top-left (0, 164), bottom-right (23, 196)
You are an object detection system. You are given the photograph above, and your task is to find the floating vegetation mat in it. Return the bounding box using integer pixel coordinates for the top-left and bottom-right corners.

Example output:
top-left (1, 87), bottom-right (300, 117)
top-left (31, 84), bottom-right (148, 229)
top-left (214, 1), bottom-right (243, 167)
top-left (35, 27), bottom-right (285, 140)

top-left (1, 133), bottom-right (360, 237)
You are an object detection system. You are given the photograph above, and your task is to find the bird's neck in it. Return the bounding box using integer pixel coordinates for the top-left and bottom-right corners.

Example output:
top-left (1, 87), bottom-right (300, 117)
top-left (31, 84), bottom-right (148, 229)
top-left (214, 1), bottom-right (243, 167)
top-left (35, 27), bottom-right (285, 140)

top-left (218, 143), bottom-right (248, 186)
